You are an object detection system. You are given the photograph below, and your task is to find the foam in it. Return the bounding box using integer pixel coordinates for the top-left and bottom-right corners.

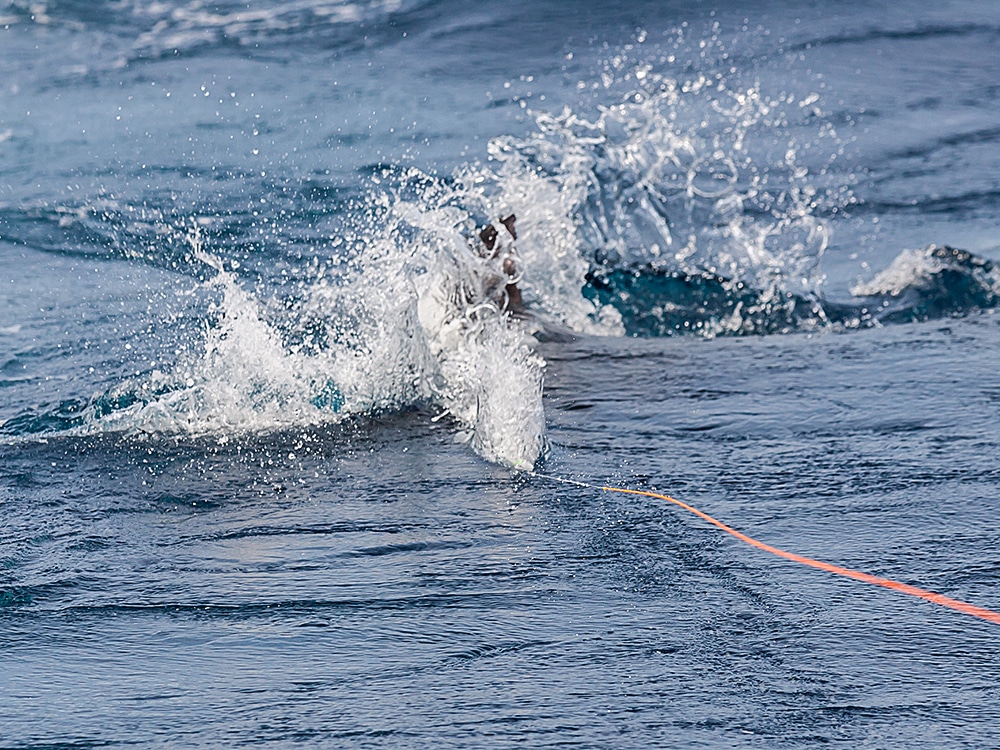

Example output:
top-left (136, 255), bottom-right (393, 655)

top-left (73, 53), bottom-right (854, 466)
top-left (851, 247), bottom-right (948, 297)
top-left (491, 79), bottom-right (843, 300)
top-left (85, 209), bottom-right (546, 467)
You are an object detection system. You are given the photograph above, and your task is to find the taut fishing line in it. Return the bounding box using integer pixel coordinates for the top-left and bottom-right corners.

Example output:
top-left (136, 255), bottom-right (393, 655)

top-left (519, 468), bottom-right (1000, 627)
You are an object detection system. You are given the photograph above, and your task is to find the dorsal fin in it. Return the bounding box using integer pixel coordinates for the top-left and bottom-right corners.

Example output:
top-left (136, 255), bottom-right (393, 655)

top-left (500, 213), bottom-right (517, 239)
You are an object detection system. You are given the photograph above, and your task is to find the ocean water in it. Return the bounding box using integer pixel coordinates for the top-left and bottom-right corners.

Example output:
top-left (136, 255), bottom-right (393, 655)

top-left (2, 0), bottom-right (1000, 747)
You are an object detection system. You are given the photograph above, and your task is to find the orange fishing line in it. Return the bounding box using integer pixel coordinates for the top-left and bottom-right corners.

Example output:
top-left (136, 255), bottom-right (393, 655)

top-left (604, 486), bottom-right (1000, 626)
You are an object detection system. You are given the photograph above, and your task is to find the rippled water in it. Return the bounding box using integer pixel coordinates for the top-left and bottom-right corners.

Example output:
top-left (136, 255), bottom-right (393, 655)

top-left (2, 1), bottom-right (1000, 747)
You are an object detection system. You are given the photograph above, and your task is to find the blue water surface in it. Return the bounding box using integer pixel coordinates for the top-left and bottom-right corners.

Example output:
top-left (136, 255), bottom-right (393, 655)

top-left (2, 1), bottom-right (1000, 747)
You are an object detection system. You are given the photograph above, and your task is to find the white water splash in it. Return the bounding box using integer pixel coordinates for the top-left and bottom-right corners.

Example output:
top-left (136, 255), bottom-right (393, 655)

top-left (851, 244), bottom-right (1000, 299)
top-left (489, 53), bottom-right (852, 302)
top-left (78, 47), bottom-right (855, 465)
top-left (850, 246), bottom-right (947, 297)
top-left (88, 209), bottom-right (546, 467)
